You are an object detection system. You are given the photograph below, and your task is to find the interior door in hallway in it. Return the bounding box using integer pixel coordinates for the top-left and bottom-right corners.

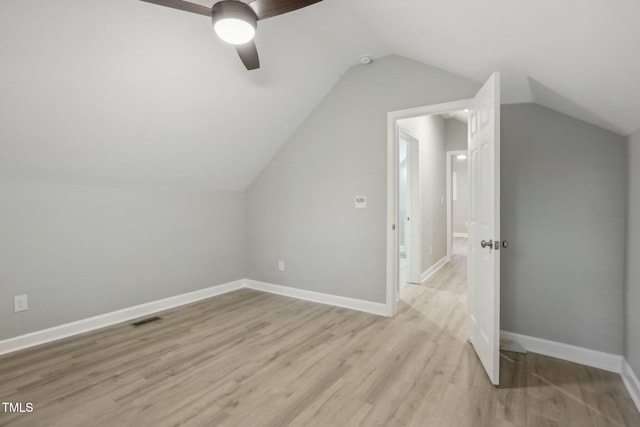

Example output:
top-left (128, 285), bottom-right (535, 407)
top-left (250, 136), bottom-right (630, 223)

top-left (398, 131), bottom-right (421, 287)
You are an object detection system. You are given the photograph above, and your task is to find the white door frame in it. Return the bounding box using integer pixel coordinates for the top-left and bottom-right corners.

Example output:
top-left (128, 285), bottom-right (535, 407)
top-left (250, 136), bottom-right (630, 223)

top-left (446, 150), bottom-right (468, 261)
top-left (386, 99), bottom-right (471, 316)
top-left (398, 130), bottom-right (422, 286)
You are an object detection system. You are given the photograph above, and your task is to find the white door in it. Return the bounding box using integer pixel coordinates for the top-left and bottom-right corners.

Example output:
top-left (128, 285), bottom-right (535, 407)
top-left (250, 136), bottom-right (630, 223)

top-left (398, 135), bottom-right (410, 287)
top-left (468, 73), bottom-right (501, 385)
top-left (399, 131), bottom-right (421, 286)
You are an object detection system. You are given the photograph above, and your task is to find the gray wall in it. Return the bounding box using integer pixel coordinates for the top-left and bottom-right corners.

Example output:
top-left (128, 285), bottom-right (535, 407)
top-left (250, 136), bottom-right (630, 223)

top-left (246, 55), bottom-right (479, 303)
top-left (452, 158), bottom-right (468, 235)
top-left (399, 115), bottom-right (448, 275)
top-left (501, 103), bottom-right (626, 354)
top-left (445, 118), bottom-right (468, 151)
top-left (0, 182), bottom-right (246, 340)
top-left (626, 128), bottom-right (640, 373)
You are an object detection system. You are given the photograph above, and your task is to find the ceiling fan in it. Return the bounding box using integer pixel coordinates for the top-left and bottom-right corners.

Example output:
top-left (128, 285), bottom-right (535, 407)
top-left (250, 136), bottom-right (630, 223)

top-left (140, 0), bottom-right (323, 70)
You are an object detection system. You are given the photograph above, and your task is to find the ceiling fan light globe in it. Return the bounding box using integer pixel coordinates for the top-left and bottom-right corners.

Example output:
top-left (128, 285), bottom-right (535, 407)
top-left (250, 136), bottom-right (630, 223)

top-left (214, 18), bottom-right (255, 44)
top-left (211, 1), bottom-right (258, 45)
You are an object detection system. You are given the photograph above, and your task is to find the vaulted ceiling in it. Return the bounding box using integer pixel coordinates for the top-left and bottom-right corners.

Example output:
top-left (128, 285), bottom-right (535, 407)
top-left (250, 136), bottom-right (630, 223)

top-left (1, 0), bottom-right (638, 190)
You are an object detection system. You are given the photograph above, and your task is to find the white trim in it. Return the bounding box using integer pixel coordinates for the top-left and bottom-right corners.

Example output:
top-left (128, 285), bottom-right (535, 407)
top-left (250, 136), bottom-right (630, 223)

top-left (2, 277), bottom-right (639, 414)
top-left (502, 331), bottom-right (640, 412)
top-left (453, 232), bottom-right (468, 238)
top-left (0, 278), bottom-right (391, 356)
top-left (420, 256), bottom-right (449, 283)
top-left (386, 116), bottom-right (399, 317)
top-left (387, 99), bottom-right (472, 317)
top-left (245, 280), bottom-right (389, 317)
top-left (622, 359), bottom-right (640, 413)
top-left (0, 280), bottom-right (245, 356)
top-left (500, 331), bottom-right (623, 373)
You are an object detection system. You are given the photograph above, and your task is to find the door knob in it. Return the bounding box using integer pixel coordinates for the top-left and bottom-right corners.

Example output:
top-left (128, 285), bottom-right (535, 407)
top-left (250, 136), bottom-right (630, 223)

top-left (480, 240), bottom-right (508, 250)
top-left (480, 240), bottom-right (493, 249)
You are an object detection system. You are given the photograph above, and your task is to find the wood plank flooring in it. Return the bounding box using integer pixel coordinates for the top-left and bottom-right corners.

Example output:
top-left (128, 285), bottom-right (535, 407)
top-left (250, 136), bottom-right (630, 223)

top-left (1, 241), bottom-right (639, 426)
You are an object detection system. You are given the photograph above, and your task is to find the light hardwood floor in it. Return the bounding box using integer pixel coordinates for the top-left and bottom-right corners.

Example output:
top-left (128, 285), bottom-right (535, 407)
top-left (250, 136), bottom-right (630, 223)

top-left (1, 241), bottom-right (639, 426)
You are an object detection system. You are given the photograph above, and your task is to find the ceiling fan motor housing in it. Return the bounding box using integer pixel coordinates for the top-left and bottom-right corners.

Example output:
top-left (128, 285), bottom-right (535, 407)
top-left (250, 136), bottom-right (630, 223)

top-left (140, 0), bottom-right (324, 69)
top-left (211, 1), bottom-right (258, 29)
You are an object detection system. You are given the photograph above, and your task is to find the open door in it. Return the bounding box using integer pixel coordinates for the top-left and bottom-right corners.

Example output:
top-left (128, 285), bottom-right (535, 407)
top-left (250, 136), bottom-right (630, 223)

top-left (468, 72), bottom-right (501, 385)
top-left (398, 131), bottom-right (422, 285)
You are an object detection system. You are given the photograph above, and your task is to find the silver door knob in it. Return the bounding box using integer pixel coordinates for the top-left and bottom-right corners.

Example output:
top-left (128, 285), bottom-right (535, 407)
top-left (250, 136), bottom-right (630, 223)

top-left (480, 240), bottom-right (493, 249)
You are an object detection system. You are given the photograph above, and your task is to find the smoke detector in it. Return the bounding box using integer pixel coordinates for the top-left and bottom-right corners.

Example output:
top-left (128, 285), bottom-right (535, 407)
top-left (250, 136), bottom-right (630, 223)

top-left (359, 55), bottom-right (373, 65)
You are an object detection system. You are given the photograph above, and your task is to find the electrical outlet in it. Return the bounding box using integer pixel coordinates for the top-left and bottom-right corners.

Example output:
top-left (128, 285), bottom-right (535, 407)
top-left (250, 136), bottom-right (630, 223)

top-left (14, 295), bottom-right (28, 312)
top-left (278, 261), bottom-right (285, 272)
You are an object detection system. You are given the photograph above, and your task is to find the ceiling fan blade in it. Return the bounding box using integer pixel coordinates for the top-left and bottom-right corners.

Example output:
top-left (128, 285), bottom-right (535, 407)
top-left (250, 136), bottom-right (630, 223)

top-left (249, 0), bottom-right (322, 20)
top-left (235, 41), bottom-right (261, 70)
top-left (140, 0), bottom-right (211, 17)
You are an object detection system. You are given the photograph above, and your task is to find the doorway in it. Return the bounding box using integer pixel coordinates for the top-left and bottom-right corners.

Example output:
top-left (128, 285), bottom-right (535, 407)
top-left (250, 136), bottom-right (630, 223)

top-left (446, 149), bottom-right (469, 260)
top-left (398, 131), bottom-right (421, 288)
top-left (385, 72), bottom-right (501, 386)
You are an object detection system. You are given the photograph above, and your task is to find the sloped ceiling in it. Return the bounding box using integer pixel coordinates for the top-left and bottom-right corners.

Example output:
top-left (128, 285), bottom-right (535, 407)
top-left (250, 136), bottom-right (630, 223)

top-left (350, 0), bottom-right (640, 137)
top-left (0, 0), bottom-right (638, 191)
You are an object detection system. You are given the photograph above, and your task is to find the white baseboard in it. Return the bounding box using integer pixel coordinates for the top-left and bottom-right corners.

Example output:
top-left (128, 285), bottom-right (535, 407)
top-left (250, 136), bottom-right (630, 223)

top-left (0, 280), bottom-right (245, 356)
top-left (0, 278), bottom-right (390, 356)
top-left (500, 331), bottom-right (623, 373)
top-left (421, 256), bottom-right (448, 283)
top-left (622, 359), bottom-right (640, 413)
top-left (245, 280), bottom-right (389, 317)
top-left (2, 282), bottom-right (640, 414)
top-left (453, 232), bottom-right (468, 238)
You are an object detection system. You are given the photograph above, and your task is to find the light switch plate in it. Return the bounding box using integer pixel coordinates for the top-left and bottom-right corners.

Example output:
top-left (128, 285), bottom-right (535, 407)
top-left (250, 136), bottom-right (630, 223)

top-left (14, 294), bottom-right (28, 312)
top-left (355, 196), bottom-right (367, 209)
